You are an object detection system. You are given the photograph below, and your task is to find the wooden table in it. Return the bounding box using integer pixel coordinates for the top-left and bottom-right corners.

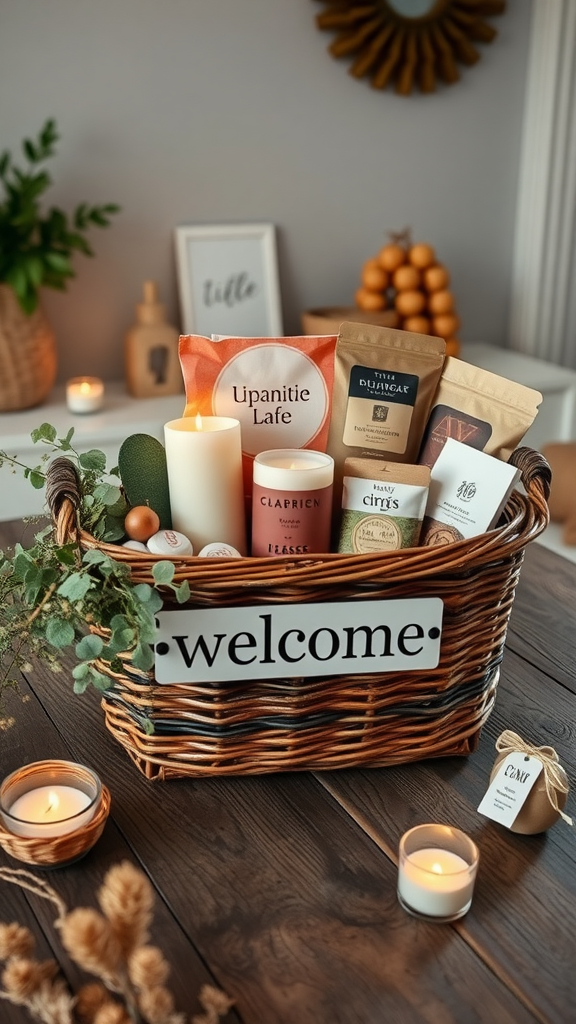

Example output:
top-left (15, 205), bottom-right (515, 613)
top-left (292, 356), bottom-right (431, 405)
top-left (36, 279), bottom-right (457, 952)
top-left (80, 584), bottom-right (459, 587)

top-left (0, 522), bottom-right (574, 1024)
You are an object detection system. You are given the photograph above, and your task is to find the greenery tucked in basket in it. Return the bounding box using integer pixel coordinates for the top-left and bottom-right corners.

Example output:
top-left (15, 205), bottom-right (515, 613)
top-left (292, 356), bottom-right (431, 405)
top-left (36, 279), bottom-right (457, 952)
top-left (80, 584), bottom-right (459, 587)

top-left (0, 424), bottom-right (188, 729)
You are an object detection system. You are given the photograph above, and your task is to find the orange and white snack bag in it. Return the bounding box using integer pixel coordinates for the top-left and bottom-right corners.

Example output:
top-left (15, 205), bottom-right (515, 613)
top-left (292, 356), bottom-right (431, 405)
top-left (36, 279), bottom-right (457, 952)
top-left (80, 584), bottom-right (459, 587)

top-left (179, 333), bottom-right (337, 493)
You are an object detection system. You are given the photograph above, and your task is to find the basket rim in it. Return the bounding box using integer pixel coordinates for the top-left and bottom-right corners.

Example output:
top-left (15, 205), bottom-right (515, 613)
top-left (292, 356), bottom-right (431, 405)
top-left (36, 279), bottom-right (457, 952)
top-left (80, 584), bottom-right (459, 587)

top-left (50, 445), bottom-right (551, 588)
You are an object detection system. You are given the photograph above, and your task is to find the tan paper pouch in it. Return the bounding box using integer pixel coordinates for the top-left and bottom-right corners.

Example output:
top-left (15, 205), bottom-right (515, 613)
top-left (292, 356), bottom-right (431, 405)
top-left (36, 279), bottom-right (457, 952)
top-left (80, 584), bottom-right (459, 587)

top-left (179, 333), bottom-right (337, 496)
top-left (338, 458), bottom-right (430, 554)
top-left (327, 322), bottom-right (445, 512)
top-left (418, 356), bottom-right (543, 468)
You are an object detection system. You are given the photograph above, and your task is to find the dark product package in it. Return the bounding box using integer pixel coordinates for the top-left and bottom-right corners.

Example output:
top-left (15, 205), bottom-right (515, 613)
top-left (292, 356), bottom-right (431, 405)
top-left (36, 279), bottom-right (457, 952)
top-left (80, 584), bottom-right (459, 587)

top-left (418, 356), bottom-right (543, 469)
top-left (327, 322), bottom-right (445, 513)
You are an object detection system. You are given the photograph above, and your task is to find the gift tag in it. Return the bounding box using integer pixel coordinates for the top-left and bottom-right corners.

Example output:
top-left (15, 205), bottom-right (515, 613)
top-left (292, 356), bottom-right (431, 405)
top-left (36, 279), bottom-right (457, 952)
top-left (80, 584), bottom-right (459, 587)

top-left (478, 751), bottom-right (543, 828)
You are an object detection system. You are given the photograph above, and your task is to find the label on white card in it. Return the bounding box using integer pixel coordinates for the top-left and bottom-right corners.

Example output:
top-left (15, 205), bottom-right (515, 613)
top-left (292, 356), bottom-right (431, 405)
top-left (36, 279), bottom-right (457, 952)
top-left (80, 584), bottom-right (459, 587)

top-left (154, 597), bottom-right (443, 683)
top-left (477, 751), bottom-right (543, 828)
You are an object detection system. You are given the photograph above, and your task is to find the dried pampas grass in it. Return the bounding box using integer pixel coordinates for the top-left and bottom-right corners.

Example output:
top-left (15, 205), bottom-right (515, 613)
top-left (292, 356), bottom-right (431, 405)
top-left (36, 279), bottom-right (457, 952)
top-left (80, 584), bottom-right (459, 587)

top-left (0, 864), bottom-right (233, 1024)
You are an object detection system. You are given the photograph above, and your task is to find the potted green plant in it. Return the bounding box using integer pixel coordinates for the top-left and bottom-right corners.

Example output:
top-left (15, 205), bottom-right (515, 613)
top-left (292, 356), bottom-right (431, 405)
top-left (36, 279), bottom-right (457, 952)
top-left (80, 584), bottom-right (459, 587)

top-left (0, 119), bottom-right (119, 412)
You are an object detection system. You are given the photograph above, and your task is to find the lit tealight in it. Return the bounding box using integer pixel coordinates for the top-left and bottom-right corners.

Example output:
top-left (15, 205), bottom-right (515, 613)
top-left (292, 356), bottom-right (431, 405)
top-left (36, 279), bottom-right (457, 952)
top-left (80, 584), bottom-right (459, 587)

top-left (66, 377), bottom-right (104, 414)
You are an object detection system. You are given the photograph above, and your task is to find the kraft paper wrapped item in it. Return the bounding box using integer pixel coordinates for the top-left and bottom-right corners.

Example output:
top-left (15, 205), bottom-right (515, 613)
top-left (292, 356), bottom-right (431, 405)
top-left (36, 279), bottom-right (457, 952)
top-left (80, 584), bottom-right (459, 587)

top-left (418, 357), bottom-right (543, 469)
top-left (327, 322), bottom-right (445, 517)
top-left (486, 730), bottom-right (572, 835)
top-left (338, 457), bottom-right (430, 553)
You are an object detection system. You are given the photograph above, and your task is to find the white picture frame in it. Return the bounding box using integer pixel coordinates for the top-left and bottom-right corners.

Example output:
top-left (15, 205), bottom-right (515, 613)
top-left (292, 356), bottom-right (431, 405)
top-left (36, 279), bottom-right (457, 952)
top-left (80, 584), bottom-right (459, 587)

top-left (174, 223), bottom-right (283, 337)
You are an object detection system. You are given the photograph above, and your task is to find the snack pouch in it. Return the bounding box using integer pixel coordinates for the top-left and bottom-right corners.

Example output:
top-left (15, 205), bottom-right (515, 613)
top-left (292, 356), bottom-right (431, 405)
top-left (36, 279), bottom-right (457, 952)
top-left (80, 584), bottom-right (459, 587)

top-left (418, 357), bottom-right (543, 468)
top-left (179, 333), bottom-right (337, 495)
top-left (327, 322), bottom-right (445, 514)
top-left (338, 457), bottom-right (430, 554)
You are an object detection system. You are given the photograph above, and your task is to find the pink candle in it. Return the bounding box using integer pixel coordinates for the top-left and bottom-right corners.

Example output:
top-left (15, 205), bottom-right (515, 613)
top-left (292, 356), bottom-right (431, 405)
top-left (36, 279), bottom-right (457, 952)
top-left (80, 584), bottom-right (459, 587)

top-left (251, 449), bottom-right (334, 557)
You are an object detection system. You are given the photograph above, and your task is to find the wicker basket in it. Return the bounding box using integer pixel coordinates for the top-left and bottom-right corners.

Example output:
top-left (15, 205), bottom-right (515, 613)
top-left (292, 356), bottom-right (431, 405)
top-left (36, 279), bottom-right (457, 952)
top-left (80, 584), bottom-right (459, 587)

top-left (46, 448), bottom-right (550, 781)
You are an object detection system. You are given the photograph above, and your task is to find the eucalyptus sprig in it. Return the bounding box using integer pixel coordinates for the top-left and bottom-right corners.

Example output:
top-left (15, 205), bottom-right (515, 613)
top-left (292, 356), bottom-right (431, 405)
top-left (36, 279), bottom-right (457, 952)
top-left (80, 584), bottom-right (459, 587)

top-left (0, 425), bottom-right (190, 728)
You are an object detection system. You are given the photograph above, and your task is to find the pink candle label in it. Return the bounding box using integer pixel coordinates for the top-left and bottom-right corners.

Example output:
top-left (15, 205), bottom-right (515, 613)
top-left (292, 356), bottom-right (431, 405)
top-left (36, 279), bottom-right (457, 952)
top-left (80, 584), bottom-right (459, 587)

top-left (252, 483), bottom-right (333, 556)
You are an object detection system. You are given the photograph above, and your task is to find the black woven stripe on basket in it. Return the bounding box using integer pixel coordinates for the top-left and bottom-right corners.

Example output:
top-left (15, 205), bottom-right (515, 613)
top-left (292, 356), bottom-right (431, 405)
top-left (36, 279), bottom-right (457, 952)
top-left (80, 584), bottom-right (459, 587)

top-left (101, 660), bottom-right (498, 738)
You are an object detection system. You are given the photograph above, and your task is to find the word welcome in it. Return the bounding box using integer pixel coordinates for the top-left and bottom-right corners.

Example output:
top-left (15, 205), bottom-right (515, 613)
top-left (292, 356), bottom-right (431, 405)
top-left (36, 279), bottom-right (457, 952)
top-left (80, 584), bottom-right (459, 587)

top-left (154, 598), bottom-right (443, 683)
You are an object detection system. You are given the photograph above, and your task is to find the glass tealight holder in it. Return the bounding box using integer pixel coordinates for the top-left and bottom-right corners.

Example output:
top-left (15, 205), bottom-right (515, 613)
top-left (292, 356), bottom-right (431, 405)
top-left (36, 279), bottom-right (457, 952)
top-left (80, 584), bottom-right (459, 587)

top-left (397, 823), bottom-right (480, 923)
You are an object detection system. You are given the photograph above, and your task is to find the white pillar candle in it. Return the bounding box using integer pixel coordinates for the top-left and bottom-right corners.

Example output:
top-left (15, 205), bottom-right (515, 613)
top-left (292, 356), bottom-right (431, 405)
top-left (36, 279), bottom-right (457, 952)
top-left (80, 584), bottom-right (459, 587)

top-left (0, 761), bottom-right (101, 839)
top-left (66, 376), bottom-right (104, 413)
top-left (397, 824), bottom-right (479, 921)
top-left (251, 448), bottom-right (334, 557)
top-left (164, 416), bottom-right (247, 555)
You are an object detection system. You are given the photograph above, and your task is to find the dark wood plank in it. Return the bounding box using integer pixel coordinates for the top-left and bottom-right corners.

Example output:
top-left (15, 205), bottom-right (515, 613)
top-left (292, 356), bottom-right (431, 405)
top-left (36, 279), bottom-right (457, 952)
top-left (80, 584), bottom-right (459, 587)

top-left (1, 520), bottom-right (570, 1022)
top-left (506, 542), bottom-right (576, 692)
top-left (0, 678), bottom-right (242, 1023)
top-left (317, 646), bottom-right (576, 1024)
top-left (6, 661), bottom-right (541, 1024)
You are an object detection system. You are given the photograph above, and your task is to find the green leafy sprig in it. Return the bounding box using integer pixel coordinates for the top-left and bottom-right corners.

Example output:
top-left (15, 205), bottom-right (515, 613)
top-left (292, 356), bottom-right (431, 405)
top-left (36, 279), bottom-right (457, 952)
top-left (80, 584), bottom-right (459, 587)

top-left (0, 425), bottom-right (190, 727)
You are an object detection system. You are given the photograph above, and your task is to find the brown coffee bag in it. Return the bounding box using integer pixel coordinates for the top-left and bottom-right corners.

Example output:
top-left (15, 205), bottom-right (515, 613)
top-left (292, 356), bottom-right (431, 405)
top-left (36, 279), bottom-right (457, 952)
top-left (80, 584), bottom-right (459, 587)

top-left (418, 357), bottom-right (543, 468)
top-left (327, 322), bottom-right (445, 513)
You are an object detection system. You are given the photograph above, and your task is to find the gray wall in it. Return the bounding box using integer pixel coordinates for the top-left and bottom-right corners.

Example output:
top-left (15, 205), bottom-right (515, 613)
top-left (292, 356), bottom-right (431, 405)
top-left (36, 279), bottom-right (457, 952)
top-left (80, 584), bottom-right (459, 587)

top-left (0, 1), bottom-right (533, 383)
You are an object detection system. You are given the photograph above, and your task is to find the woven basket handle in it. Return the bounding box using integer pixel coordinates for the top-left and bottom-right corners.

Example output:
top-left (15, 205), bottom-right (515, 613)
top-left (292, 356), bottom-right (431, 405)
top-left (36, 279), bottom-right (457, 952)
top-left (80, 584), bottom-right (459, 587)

top-left (509, 446), bottom-right (551, 504)
top-left (45, 457), bottom-right (81, 545)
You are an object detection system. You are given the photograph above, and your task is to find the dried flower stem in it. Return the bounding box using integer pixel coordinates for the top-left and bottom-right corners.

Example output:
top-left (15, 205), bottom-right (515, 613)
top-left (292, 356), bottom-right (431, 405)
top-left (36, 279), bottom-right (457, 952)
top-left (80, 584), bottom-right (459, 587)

top-left (0, 868), bottom-right (67, 924)
top-left (0, 864), bottom-right (232, 1024)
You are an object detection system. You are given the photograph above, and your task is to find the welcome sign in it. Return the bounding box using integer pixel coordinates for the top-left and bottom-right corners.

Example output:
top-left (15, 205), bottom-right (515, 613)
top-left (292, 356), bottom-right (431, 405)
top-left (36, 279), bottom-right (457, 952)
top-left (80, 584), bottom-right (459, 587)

top-left (154, 598), bottom-right (444, 684)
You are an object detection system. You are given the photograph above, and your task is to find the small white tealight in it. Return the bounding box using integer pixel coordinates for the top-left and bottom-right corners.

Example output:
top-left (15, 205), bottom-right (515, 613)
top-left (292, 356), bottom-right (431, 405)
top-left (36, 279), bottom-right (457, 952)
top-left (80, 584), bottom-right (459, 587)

top-left (198, 542), bottom-right (243, 558)
top-left (147, 529), bottom-right (194, 556)
top-left (123, 540), bottom-right (149, 552)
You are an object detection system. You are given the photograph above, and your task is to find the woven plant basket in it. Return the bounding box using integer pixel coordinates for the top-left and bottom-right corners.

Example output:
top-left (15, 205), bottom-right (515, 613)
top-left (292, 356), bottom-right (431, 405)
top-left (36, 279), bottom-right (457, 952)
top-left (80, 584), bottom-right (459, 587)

top-left (0, 284), bottom-right (57, 412)
top-left (46, 447), bottom-right (550, 781)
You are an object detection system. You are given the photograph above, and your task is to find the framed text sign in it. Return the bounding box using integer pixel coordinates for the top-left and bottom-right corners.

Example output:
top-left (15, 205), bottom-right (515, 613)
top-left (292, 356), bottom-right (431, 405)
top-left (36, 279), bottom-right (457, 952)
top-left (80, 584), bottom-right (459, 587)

top-left (154, 597), bottom-right (444, 683)
top-left (174, 223), bottom-right (283, 337)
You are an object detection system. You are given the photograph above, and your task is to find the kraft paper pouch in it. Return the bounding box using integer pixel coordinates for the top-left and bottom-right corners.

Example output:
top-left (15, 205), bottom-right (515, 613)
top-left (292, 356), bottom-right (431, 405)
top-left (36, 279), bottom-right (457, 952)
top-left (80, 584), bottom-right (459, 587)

top-left (418, 357), bottom-right (542, 469)
top-left (327, 322), bottom-right (445, 516)
top-left (338, 457), bottom-right (430, 554)
top-left (179, 333), bottom-right (337, 496)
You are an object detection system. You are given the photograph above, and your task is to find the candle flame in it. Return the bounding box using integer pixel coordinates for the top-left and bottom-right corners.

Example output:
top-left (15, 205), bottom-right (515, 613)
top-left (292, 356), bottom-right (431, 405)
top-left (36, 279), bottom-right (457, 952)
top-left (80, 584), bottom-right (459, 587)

top-left (195, 412), bottom-right (203, 431)
top-left (79, 381), bottom-right (92, 395)
top-left (431, 862), bottom-right (443, 874)
top-left (45, 791), bottom-right (60, 815)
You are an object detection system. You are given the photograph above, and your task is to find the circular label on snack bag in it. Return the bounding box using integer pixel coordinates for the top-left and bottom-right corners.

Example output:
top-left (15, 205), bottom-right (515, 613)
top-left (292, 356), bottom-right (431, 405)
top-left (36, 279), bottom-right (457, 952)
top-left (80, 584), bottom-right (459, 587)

top-left (422, 521), bottom-right (464, 546)
top-left (213, 344), bottom-right (329, 455)
top-left (351, 516), bottom-right (402, 553)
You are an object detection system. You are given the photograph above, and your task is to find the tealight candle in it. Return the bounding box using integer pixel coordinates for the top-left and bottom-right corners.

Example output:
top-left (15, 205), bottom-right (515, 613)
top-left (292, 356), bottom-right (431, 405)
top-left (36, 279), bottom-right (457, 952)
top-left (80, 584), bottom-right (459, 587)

top-left (0, 760), bottom-right (102, 839)
top-left (66, 376), bottom-right (105, 414)
top-left (251, 449), bottom-right (334, 557)
top-left (164, 415), bottom-right (247, 555)
top-left (397, 823), bottom-right (479, 922)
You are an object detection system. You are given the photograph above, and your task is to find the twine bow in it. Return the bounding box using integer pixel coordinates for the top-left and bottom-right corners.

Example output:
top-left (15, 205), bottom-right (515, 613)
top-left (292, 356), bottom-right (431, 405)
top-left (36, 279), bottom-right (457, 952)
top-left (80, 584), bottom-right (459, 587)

top-left (495, 730), bottom-right (573, 826)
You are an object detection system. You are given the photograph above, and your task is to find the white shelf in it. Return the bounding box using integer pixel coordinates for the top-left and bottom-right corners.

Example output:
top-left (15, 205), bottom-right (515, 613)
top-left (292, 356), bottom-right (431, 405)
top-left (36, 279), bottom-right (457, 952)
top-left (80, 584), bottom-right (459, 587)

top-left (0, 382), bottom-right (185, 521)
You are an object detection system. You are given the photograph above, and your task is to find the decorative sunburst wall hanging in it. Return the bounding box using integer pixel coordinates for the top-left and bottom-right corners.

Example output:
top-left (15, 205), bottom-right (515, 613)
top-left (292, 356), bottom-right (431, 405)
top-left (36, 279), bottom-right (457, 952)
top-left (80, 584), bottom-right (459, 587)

top-left (314, 0), bottom-right (506, 96)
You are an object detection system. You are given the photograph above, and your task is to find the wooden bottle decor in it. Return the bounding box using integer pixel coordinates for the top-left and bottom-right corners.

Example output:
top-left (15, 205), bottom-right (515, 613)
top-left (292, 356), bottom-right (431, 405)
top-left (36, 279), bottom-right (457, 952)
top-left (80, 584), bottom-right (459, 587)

top-left (124, 281), bottom-right (183, 398)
